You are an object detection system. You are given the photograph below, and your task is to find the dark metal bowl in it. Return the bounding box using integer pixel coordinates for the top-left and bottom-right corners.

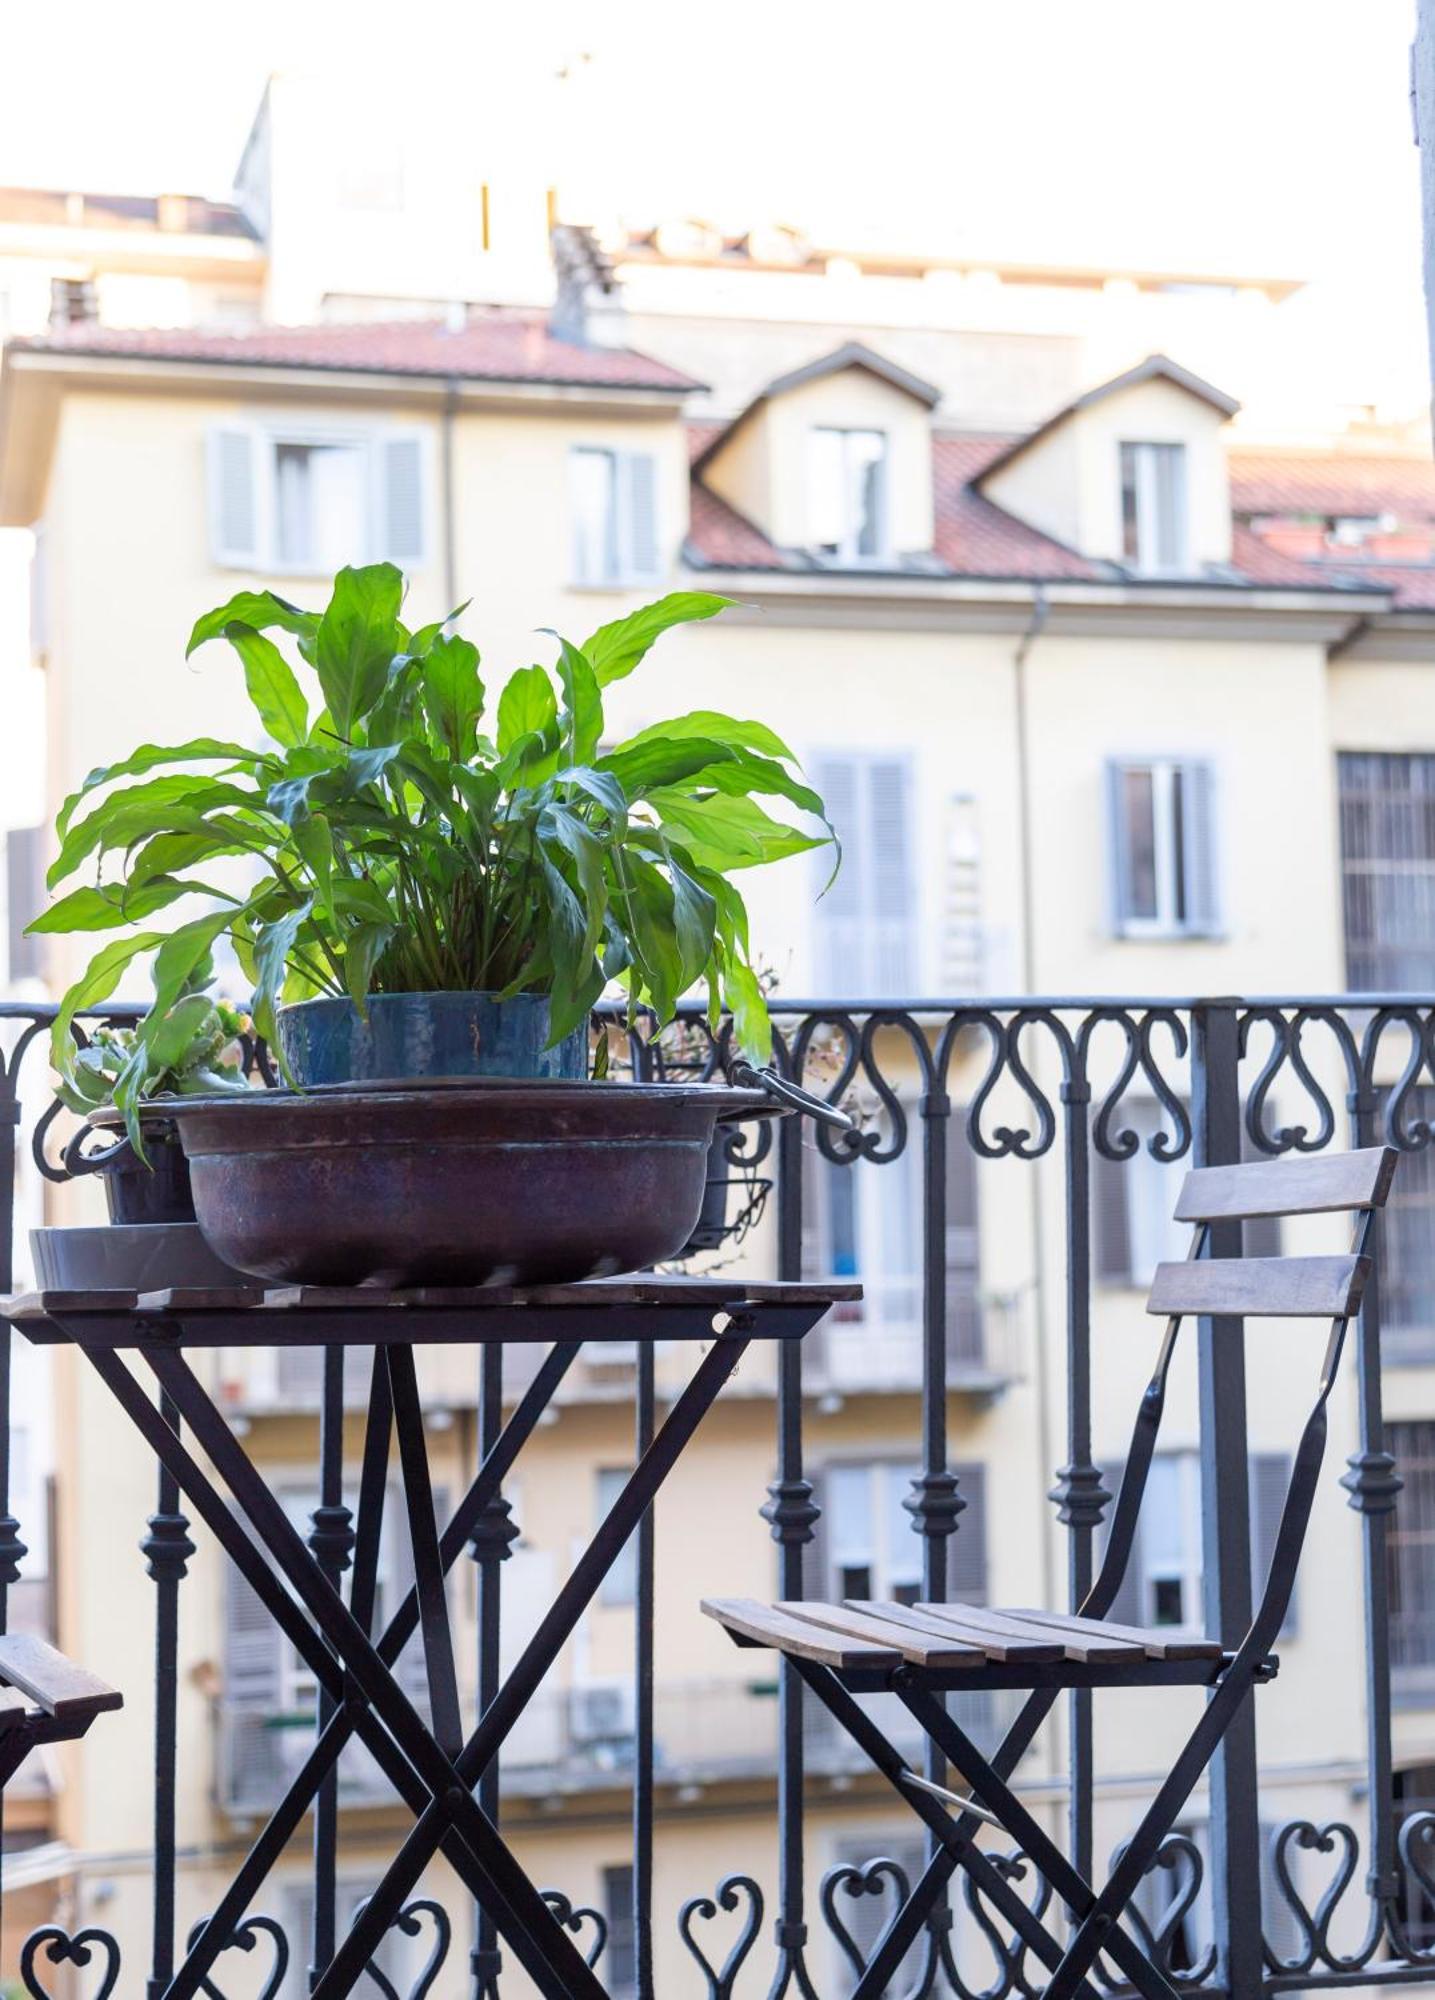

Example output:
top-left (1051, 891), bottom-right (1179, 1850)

top-left (164, 1080), bottom-right (775, 1287)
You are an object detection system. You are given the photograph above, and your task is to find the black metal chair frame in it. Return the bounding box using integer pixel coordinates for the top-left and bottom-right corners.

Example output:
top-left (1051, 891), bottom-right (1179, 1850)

top-left (712, 1145), bottom-right (1398, 2000)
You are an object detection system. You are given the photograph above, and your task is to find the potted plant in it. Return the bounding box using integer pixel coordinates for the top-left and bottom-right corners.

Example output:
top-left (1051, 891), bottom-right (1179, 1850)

top-left (33, 569), bottom-right (832, 1097)
top-left (53, 967), bottom-right (250, 1219)
top-left (33, 969), bottom-right (254, 1291)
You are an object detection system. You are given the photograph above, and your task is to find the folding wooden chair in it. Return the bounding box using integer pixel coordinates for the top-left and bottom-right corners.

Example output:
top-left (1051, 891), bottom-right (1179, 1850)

top-left (705, 1144), bottom-right (1398, 2000)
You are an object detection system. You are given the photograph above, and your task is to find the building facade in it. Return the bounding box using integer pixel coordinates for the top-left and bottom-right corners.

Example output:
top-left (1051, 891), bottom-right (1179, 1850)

top-left (1, 102), bottom-right (1435, 1996)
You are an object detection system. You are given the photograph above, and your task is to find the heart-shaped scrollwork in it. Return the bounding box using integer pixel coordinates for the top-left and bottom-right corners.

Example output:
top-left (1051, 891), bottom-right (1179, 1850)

top-left (819, 1854), bottom-right (912, 1982)
top-left (542, 1890), bottom-right (608, 1970)
top-left (1103, 1834), bottom-right (1213, 1986)
top-left (960, 1849), bottom-right (1053, 2000)
top-left (21, 1926), bottom-right (122, 2000)
top-left (349, 1896), bottom-right (453, 1998)
top-left (1268, 1820), bottom-right (1364, 1973)
top-left (183, 1914), bottom-right (290, 2000)
top-left (1391, 1812), bottom-right (1435, 1963)
top-left (678, 1872), bottom-right (764, 1999)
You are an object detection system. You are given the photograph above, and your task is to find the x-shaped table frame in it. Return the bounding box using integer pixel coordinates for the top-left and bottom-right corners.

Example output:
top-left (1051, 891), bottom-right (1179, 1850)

top-left (9, 1280), bottom-right (845, 1999)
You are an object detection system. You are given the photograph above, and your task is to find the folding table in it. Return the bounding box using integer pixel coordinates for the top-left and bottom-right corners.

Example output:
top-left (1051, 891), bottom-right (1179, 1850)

top-left (4, 1274), bottom-right (855, 1999)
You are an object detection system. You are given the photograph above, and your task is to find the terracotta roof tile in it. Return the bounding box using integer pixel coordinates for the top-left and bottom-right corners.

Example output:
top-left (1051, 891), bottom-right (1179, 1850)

top-left (931, 434), bottom-right (1105, 580)
top-left (1230, 451), bottom-right (1435, 517)
top-left (10, 313), bottom-right (702, 392)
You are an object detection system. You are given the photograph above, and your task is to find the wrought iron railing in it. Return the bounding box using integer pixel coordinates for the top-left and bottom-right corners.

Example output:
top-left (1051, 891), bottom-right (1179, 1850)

top-left (4, 993), bottom-right (1435, 1996)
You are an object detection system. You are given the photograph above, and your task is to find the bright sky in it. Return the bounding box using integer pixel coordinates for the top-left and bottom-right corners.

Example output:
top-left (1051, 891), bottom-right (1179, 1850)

top-left (0, 0), bottom-right (1426, 390)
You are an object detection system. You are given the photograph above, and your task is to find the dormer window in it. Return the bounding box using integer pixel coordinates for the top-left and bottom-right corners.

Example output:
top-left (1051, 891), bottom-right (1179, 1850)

top-left (807, 426), bottom-right (888, 560)
top-left (1120, 440), bottom-right (1189, 574)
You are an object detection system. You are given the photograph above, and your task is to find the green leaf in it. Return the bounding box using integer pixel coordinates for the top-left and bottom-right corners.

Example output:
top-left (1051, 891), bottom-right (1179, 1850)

top-left (616, 854), bottom-right (683, 1022)
top-left (686, 747), bottom-right (827, 818)
top-left (27, 877), bottom-right (195, 935)
top-left (558, 765), bottom-right (628, 830)
top-left (613, 708), bottom-right (796, 764)
top-left (56, 739), bottom-right (266, 840)
top-left (140, 992), bottom-right (219, 1074)
top-left (223, 622), bottom-right (309, 748)
top-left (582, 592), bottom-right (734, 686)
top-left (49, 775), bottom-right (266, 890)
top-left (250, 900), bottom-right (314, 1053)
top-left (545, 633), bottom-right (604, 766)
top-left (419, 634), bottom-right (484, 760)
top-left (314, 564), bottom-right (404, 738)
top-left (649, 790), bottom-right (825, 871)
top-left (594, 736), bottom-right (737, 800)
top-left (187, 589), bottom-right (319, 659)
top-left (149, 906), bottom-right (246, 1024)
top-left (541, 803), bottom-right (608, 963)
top-left (496, 665), bottom-right (558, 756)
top-left (723, 955), bottom-right (772, 1064)
top-left (291, 813), bottom-right (334, 908)
top-left (341, 920), bottom-right (396, 1014)
top-left (664, 847), bottom-right (717, 991)
top-left (48, 931), bottom-right (166, 1085)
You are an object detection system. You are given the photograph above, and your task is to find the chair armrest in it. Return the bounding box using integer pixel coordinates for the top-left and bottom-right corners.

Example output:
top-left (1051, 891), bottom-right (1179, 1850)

top-left (0, 1632), bottom-right (123, 1722)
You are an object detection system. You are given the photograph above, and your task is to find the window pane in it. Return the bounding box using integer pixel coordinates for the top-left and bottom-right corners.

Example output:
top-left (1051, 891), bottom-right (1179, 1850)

top-left (1121, 767), bottom-right (1159, 919)
top-left (1152, 444), bottom-right (1187, 569)
top-left (273, 441), bottom-right (367, 571)
top-left (1120, 441), bottom-right (1187, 572)
top-left (1120, 443), bottom-right (1141, 562)
top-left (571, 447), bottom-right (618, 583)
top-left (883, 1464), bottom-right (921, 1593)
top-left (828, 1464), bottom-right (871, 1563)
top-left (1338, 752), bottom-right (1435, 989)
top-left (847, 429), bottom-right (886, 557)
top-left (596, 1466), bottom-right (637, 1606)
top-left (1169, 764), bottom-right (1187, 924)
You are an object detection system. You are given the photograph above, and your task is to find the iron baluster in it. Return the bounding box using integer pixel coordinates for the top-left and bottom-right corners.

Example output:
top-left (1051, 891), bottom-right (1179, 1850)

top-left (142, 1385), bottom-right (194, 2000)
top-left (307, 1346), bottom-right (354, 1991)
top-left (468, 1340), bottom-right (514, 2000)
top-left (635, 1335), bottom-right (657, 2000)
top-left (1191, 999), bottom-right (1265, 2000)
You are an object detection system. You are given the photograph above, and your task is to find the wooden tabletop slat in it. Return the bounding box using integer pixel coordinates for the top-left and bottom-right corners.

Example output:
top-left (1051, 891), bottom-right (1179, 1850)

top-left (917, 1604), bottom-right (1148, 1665)
top-left (0, 1633), bottom-right (123, 1721)
top-left (702, 1597), bottom-right (902, 1668)
top-left (775, 1600), bottom-right (985, 1668)
top-left (1006, 1607), bottom-right (1225, 1662)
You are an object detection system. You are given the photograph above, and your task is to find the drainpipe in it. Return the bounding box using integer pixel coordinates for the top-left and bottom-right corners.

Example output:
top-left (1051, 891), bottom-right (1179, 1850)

top-left (1010, 587), bottom-right (1059, 1628)
top-left (441, 378), bottom-right (459, 610)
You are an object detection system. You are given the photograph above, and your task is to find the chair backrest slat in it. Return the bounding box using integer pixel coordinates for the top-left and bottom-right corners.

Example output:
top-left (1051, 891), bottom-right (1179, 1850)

top-left (1147, 1253), bottom-right (1370, 1321)
top-left (1173, 1146), bottom-right (1396, 1225)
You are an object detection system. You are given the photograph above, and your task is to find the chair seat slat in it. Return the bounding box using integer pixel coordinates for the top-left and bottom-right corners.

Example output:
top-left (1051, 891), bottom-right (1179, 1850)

top-left (1005, 1607), bottom-right (1225, 1661)
top-left (1174, 1146), bottom-right (1396, 1223)
top-left (701, 1597), bottom-right (903, 1668)
top-left (1147, 1254), bottom-right (1369, 1320)
top-left (775, 1600), bottom-right (986, 1667)
top-left (915, 1603), bottom-right (1149, 1664)
top-left (846, 1601), bottom-right (1066, 1663)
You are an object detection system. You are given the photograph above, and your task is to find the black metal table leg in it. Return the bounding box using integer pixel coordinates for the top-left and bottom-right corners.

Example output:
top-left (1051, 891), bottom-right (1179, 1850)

top-left (387, 1344), bottom-right (464, 1758)
top-left (313, 1328), bottom-right (755, 1996)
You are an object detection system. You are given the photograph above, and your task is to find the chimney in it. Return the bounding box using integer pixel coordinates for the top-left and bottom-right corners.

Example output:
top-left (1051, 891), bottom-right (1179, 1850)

top-left (549, 222), bottom-right (627, 349)
top-left (49, 276), bottom-right (98, 330)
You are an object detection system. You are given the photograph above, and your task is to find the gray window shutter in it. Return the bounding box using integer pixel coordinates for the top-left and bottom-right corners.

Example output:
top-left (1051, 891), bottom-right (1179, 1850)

top-left (950, 1462), bottom-right (987, 1604)
top-left (1093, 1150), bottom-right (1132, 1286)
top-left (6, 827), bottom-right (44, 983)
top-left (813, 756), bottom-right (863, 996)
top-left (807, 1465), bottom-right (830, 1601)
top-left (1100, 1460), bottom-right (1143, 1625)
top-left (380, 434), bottom-right (425, 565)
top-left (1180, 760), bottom-right (1220, 935)
top-left (223, 1512), bottom-right (283, 1810)
top-left (1106, 760), bottom-right (1136, 931)
top-left (867, 759), bottom-right (915, 998)
top-left (207, 425), bottom-right (260, 567)
top-left (1250, 1454), bottom-right (1295, 1637)
top-left (945, 1120), bottom-right (981, 1366)
top-left (622, 451), bottom-right (659, 579)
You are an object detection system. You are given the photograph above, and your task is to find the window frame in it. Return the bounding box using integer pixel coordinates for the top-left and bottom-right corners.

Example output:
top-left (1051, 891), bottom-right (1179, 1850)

top-left (806, 424), bottom-right (891, 563)
top-left (567, 444), bottom-right (661, 588)
top-left (208, 419), bottom-right (428, 575)
top-left (1107, 754), bottom-right (1221, 940)
top-left (1119, 438), bottom-right (1190, 575)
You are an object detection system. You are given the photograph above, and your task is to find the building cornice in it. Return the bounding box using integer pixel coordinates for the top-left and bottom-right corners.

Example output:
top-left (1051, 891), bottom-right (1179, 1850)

top-left (690, 568), bottom-right (1386, 643)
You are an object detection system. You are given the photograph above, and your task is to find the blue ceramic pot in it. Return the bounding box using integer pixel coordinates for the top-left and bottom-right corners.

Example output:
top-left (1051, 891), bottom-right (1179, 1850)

top-left (275, 992), bottom-right (588, 1088)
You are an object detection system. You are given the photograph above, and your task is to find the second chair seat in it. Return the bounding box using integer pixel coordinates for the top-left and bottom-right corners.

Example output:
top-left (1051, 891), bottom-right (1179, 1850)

top-left (704, 1595), bottom-right (1234, 1689)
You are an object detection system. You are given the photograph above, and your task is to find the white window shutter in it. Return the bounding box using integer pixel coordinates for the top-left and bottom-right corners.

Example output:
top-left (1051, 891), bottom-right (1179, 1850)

top-left (207, 425), bottom-right (260, 568)
top-left (1106, 759), bottom-right (1136, 931)
top-left (1250, 1454), bottom-right (1295, 1636)
top-left (621, 451), bottom-right (659, 579)
top-left (380, 433), bottom-right (425, 566)
top-left (1180, 759), bottom-right (1220, 934)
top-left (222, 1510), bottom-right (284, 1807)
top-left (866, 758), bottom-right (915, 998)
